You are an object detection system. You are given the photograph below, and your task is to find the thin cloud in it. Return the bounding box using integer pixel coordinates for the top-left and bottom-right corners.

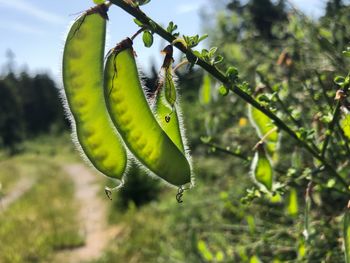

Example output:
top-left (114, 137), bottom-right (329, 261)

top-left (0, 21), bottom-right (45, 35)
top-left (0, 0), bottom-right (65, 25)
top-left (176, 3), bottom-right (201, 14)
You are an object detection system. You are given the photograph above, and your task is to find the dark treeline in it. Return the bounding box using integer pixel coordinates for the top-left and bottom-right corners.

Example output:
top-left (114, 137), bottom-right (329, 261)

top-left (0, 59), bottom-right (201, 155)
top-left (0, 69), bottom-right (67, 154)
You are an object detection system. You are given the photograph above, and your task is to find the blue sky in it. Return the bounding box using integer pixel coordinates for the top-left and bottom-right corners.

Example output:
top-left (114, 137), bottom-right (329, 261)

top-left (0, 0), bottom-right (325, 81)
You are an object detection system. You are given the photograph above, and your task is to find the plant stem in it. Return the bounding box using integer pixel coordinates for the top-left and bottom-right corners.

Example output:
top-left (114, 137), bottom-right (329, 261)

top-left (315, 70), bottom-right (334, 111)
top-left (321, 101), bottom-right (341, 158)
top-left (108, 0), bottom-right (348, 190)
top-left (130, 27), bottom-right (145, 40)
top-left (203, 141), bottom-right (250, 162)
top-left (253, 127), bottom-right (278, 150)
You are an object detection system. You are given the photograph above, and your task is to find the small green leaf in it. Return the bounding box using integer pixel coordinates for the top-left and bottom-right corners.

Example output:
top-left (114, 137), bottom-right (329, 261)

top-left (209, 46), bottom-right (218, 56)
top-left (197, 240), bottom-right (213, 261)
top-left (213, 55), bottom-right (224, 65)
top-left (250, 255), bottom-right (262, 263)
top-left (200, 136), bottom-right (212, 144)
top-left (246, 215), bottom-right (256, 234)
top-left (199, 74), bottom-right (212, 105)
top-left (334, 76), bottom-right (346, 86)
top-left (192, 50), bottom-right (203, 59)
top-left (201, 49), bottom-right (209, 57)
top-left (133, 18), bottom-right (143, 27)
top-left (136, 0), bottom-right (151, 6)
top-left (142, 31), bottom-right (153, 47)
top-left (218, 85), bottom-right (229, 96)
top-left (164, 68), bottom-right (176, 106)
top-left (198, 34), bottom-right (209, 43)
top-left (216, 251), bottom-right (224, 262)
top-left (287, 188), bottom-right (299, 217)
top-left (226, 66), bottom-right (239, 82)
top-left (340, 114), bottom-right (350, 140)
top-left (93, 0), bottom-right (105, 4)
top-left (166, 21), bottom-right (178, 34)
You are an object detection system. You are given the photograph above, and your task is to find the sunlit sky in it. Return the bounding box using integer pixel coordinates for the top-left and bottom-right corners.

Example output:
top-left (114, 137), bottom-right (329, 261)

top-left (0, 0), bottom-right (325, 81)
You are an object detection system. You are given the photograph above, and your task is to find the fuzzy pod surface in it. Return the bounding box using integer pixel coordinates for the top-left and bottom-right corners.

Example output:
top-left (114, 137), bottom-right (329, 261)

top-left (62, 6), bottom-right (127, 180)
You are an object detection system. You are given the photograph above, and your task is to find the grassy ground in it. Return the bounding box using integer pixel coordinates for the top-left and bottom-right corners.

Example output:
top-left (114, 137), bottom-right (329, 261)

top-left (0, 134), bottom-right (85, 263)
top-left (90, 153), bottom-right (345, 263)
top-left (89, 155), bottom-right (250, 263)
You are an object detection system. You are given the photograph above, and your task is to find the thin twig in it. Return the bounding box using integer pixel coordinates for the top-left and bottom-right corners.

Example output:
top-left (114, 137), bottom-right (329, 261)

top-left (203, 141), bottom-right (250, 162)
top-left (173, 59), bottom-right (189, 73)
top-left (131, 27), bottom-right (145, 41)
top-left (321, 103), bottom-right (341, 157)
top-left (253, 127), bottom-right (278, 150)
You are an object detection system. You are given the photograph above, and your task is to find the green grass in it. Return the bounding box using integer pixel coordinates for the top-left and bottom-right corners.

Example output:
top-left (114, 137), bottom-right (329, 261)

top-left (91, 156), bottom-right (249, 263)
top-left (0, 135), bottom-right (85, 263)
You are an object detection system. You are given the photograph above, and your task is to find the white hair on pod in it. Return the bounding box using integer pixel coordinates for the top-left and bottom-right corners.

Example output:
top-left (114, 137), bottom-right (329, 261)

top-left (249, 147), bottom-right (273, 192)
top-left (58, 14), bottom-right (129, 192)
top-left (172, 76), bottom-right (195, 189)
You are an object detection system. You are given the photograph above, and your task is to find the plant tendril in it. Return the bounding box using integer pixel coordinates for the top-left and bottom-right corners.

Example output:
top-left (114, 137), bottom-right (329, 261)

top-left (176, 186), bottom-right (185, 203)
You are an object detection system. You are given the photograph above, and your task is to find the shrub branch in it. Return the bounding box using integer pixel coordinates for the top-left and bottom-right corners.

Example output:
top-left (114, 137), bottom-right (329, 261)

top-left (108, 0), bottom-right (348, 191)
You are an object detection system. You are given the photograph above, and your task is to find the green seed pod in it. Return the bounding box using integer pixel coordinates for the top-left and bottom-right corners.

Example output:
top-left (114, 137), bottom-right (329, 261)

top-left (287, 188), bottom-right (299, 217)
top-left (154, 85), bottom-right (185, 153)
top-left (160, 46), bottom-right (177, 108)
top-left (248, 104), bottom-right (279, 160)
top-left (152, 45), bottom-right (186, 153)
top-left (104, 38), bottom-right (191, 187)
top-left (344, 202), bottom-right (350, 263)
top-left (62, 5), bottom-right (127, 181)
top-left (251, 143), bottom-right (273, 191)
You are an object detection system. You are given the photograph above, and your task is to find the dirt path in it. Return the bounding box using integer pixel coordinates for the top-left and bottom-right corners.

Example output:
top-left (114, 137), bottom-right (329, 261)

top-left (0, 177), bottom-right (36, 210)
top-left (54, 164), bottom-right (122, 263)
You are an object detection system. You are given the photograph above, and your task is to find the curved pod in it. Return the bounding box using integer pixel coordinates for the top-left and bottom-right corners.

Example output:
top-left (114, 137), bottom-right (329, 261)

top-left (154, 92), bottom-right (185, 153)
top-left (251, 143), bottom-right (273, 191)
top-left (248, 104), bottom-right (279, 159)
top-left (62, 6), bottom-right (127, 180)
top-left (104, 38), bottom-right (191, 186)
top-left (153, 46), bottom-right (186, 153)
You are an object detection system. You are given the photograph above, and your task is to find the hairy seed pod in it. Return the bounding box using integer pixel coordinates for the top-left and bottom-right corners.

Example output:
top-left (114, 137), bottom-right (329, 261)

top-left (251, 143), bottom-right (273, 191)
top-left (104, 38), bottom-right (191, 187)
top-left (62, 5), bottom-right (127, 181)
top-left (153, 45), bottom-right (185, 153)
top-left (154, 89), bottom-right (184, 153)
